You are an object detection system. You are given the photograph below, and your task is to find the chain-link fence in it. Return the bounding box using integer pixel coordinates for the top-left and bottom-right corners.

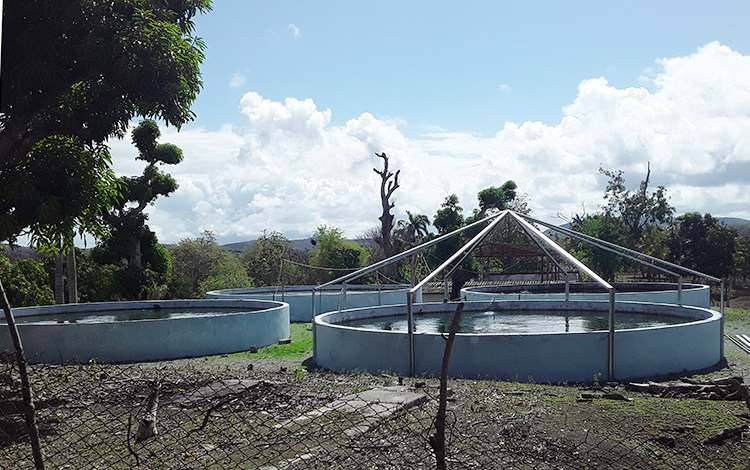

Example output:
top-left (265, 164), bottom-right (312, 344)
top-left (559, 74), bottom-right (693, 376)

top-left (1, 352), bottom-right (749, 469)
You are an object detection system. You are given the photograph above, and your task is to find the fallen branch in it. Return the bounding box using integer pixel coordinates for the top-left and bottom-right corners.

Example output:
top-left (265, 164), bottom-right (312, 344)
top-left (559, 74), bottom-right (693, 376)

top-left (135, 381), bottom-right (160, 443)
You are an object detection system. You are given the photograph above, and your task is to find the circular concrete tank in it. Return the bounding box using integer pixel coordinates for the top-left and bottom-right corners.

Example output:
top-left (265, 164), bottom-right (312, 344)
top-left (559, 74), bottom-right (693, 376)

top-left (314, 300), bottom-right (721, 383)
top-left (207, 285), bottom-right (420, 322)
top-left (463, 282), bottom-right (710, 308)
top-left (0, 299), bottom-right (289, 364)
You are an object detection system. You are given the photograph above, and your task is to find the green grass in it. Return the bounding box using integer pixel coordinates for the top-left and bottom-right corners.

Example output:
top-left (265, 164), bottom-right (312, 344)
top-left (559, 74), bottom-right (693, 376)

top-left (231, 323), bottom-right (313, 359)
top-left (723, 308), bottom-right (750, 319)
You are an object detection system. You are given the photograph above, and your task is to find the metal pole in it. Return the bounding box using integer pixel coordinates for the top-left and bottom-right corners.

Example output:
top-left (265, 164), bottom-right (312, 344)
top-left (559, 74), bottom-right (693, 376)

top-left (720, 279), bottom-right (725, 359)
top-left (407, 291), bottom-right (415, 376)
top-left (444, 278), bottom-right (449, 302)
top-left (316, 213), bottom-right (503, 289)
top-left (312, 288), bottom-right (317, 364)
top-left (411, 254), bottom-right (417, 287)
top-left (565, 278), bottom-right (570, 302)
top-left (340, 283), bottom-right (347, 311)
top-left (509, 213), bottom-right (613, 290)
top-left (609, 288), bottom-right (616, 382)
top-left (677, 275), bottom-right (682, 306)
top-left (520, 214), bottom-right (720, 282)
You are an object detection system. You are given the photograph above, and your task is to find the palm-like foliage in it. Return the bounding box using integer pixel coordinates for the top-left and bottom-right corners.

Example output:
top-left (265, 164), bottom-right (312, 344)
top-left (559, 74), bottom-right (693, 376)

top-left (395, 211), bottom-right (431, 247)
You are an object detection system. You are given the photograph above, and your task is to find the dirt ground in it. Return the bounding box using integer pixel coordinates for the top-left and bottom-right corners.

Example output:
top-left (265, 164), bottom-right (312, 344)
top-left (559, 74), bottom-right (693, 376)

top-left (172, 307), bottom-right (750, 469)
top-left (3, 306), bottom-right (749, 469)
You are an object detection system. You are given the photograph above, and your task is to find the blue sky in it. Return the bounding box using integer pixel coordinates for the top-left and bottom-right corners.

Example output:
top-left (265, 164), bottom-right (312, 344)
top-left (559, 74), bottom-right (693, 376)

top-left (108, 1), bottom-right (750, 244)
top-left (188, 1), bottom-right (750, 135)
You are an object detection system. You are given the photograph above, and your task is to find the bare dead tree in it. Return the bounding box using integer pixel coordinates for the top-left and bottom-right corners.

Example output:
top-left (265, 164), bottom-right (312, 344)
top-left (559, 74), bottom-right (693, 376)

top-left (373, 152), bottom-right (400, 260)
top-left (429, 302), bottom-right (464, 470)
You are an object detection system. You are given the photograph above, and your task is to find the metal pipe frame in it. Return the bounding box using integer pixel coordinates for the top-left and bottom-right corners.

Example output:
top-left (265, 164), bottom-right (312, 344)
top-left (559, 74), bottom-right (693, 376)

top-left (510, 215), bottom-right (571, 279)
top-left (509, 213), bottom-right (618, 381)
top-left (509, 213), bottom-right (613, 289)
top-left (314, 212), bottom-right (504, 292)
top-left (519, 212), bottom-right (726, 367)
top-left (406, 212), bottom-right (508, 375)
top-left (519, 214), bottom-right (720, 282)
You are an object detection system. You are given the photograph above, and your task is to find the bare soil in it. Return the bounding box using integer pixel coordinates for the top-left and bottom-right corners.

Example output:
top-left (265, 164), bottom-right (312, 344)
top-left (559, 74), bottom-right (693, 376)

top-left (2, 309), bottom-right (749, 469)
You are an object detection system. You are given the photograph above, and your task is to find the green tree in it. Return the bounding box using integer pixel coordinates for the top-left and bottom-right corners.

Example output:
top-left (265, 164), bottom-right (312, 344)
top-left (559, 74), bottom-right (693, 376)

top-left (240, 231), bottom-right (308, 287)
top-left (599, 164), bottom-right (674, 249)
top-left (734, 235), bottom-right (750, 281)
top-left (394, 211), bottom-right (431, 248)
top-left (92, 120), bottom-right (181, 299)
top-left (430, 195), bottom-right (477, 299)
top-left (169, 231), bottom-right (251, 298)
top-left (0, 136), bottom-right (117, 247)
top-left (309, 226), bottom-right (369, 283)
top-left (473, 181), bottom-right (518, 220)
top-left (76, 251), bottom-right (123, 302)
top-left (666, 213), bottom-right (736, 279)
top-left (568, 213), bottom-right (628, 282)
top-left (0, 0), bottom-right (210, 171)
top-left (0, 251), bottom-right (54, 307)
top-left (0, 0), bottom-right (210, 246)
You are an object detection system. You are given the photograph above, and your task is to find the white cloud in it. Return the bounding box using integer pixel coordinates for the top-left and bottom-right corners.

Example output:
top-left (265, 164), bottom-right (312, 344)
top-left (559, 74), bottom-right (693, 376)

top-left (288, 23), bottom-right (300, 37)
top-left (497, 84), bottom-right (510, 91)
top-left (229, 72), bottom-right (246, 89)
top-left (108, 43), bottom-right (750, 244)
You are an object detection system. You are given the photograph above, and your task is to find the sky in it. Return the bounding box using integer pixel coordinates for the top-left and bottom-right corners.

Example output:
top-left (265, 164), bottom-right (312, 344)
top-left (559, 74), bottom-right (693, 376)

top-left (107, 1), bottom-right (750, 245)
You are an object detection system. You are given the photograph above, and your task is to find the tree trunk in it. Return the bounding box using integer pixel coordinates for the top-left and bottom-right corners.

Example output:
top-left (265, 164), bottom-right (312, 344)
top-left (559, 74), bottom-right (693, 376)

top-left (373, 153), bottom-right (400, 260)
top-left (54, 255), bottom-right (64, 304)
top-left (66, 251), bottom-right (77, 304)
top-left (429, 302), bottom-right (464, 470)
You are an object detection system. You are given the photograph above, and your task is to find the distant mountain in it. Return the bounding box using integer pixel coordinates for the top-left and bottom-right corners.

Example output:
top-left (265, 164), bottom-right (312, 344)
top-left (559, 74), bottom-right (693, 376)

top-left (223, 238), bottom-right (316, 252)
top-left (718, 217), bottom-right (750, 227)
top-left (223, 237), bottom-right (375, 253)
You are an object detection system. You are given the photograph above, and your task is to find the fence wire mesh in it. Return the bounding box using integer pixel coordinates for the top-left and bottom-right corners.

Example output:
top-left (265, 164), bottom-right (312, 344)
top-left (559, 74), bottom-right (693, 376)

top-left (1, 352), bottom-right (748, 470)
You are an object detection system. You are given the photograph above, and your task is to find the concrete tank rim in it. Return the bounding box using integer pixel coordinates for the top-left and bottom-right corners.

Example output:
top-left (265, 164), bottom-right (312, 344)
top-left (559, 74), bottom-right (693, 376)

top-left (315, 300), bottom-right (719, 337)
top-left (9, 299), bottom-right (288, 322)
top-left (462, 282), bottom-right (709, 295)
top-left (207, 284), bottom-right (413, 297)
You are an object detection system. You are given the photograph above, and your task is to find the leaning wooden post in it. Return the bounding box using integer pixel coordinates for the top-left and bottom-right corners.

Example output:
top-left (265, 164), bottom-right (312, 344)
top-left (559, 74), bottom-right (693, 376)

top-left (0, 278), bottom-right (46, 470)
top-left (429, 302), bottom-right (465, 470)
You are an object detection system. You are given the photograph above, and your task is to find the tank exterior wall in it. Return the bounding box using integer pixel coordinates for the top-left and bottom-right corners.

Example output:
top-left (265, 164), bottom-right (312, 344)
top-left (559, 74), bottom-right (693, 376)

top-left (464, 284), bottom-right (710, 309)
top-left (0, 300), bottom-right (289, 364)
top-left (207, 285), bottom-right (420, 322)
top-left (315, 300), bottom-right (721, 383)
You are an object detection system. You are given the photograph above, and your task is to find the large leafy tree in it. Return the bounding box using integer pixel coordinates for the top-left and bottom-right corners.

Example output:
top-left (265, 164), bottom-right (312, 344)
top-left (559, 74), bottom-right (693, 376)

top-left (473, 181), bottom-right (517, 220)
top-left (0, 0), bottom-right (210, 244)
top-left (431, 194), bottom-right (476, 300)
top-left (240, 231), bottom-right (309, 287)
top-left (91, 120), bottom-right (181, 300)
top-left (598, 164), bottom-right (674, 249)
top-left (569, 165), bottom-right (674, 281)
top-left (666, 213), bottom-right (736, 279)
top-left (309, 226), bottom-right (369, 284)
top-left (169, 231), bottom-right (251, 298)
top-left (0, 136), bottom-right (117, 246)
